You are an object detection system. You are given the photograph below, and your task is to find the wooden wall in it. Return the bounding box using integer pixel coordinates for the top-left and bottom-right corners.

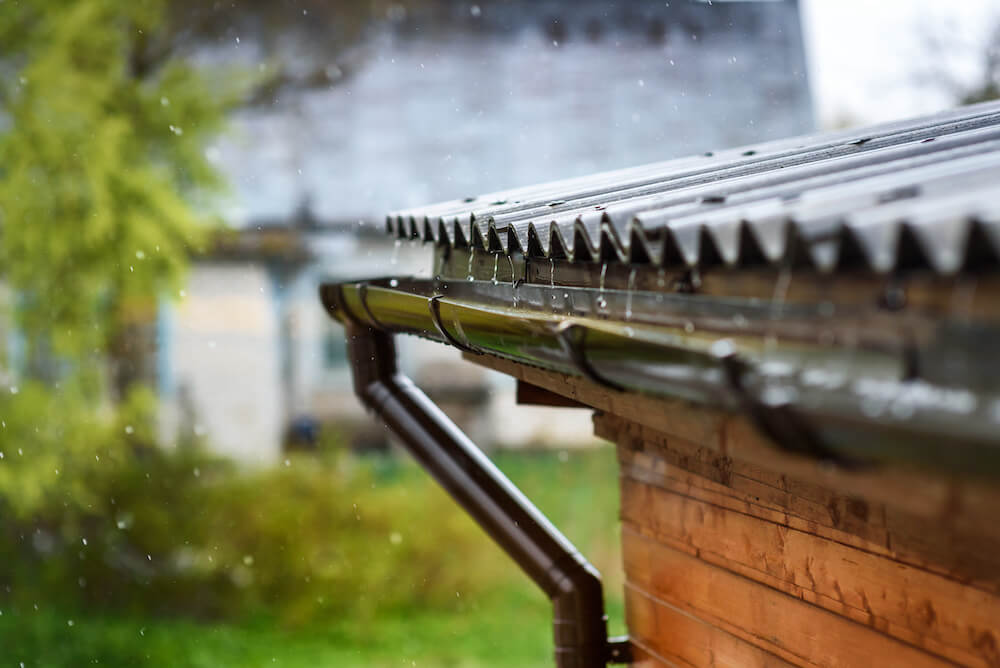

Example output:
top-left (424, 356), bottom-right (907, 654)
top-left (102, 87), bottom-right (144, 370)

top-left (598, 414), bottom-right (1000, 668)
top-left (470, 354), bottom-right (1000, 667)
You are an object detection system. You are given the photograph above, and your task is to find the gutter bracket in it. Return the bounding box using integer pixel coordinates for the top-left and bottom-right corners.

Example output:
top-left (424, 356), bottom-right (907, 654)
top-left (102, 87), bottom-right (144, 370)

top-left (428, 295), bottom-right (483, 355)
top-left (554, 322), bottom-right (625, 392)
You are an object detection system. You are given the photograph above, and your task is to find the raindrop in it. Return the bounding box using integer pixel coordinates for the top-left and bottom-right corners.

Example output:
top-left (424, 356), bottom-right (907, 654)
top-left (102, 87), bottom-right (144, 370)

top-left (284, 459), bottom-right (291, 467)
top-left (599, 263), bottom-right (608, 293)
top-left (389, 278), bottom-right (399, 288)
top-left (9, 386), bottom-right (18, 395)
top-left (235, 36), bottom-right (240, 44)
top-left (160, 96), bottom-right (169, 106)
top-left (467, 251), bottom-right (475, 280)
top-left (625, 268), bottom-right (637, 321)
top-left (549, 259), bottom-right (555, 288)
top-left (124, 425), bottom-right (134, 435)
top-left (135, 250), bottom-right (145, 259)
top-left (67, 620), bottom-right (74, 627)
top-left (391, 239), bottom-right (401, 265)
top-left (710, 339), bottom-right (734, 358)
top-left (491, 255), bottom-right (499, 285)
top-left (193, 467), bottom-right (201, 478)
top-left (470, 5), bottom-right (481, 17)
top-left (684, 321), bottom-right (695, 333)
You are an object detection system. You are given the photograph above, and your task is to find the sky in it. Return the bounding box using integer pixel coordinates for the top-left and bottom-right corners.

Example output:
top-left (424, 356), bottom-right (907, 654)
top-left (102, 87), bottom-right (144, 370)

top-left (801, 0), bottom-right (998, 128)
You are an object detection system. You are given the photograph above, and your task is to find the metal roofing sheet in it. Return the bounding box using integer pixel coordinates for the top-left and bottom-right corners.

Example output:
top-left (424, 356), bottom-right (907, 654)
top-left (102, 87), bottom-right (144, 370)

top-left (386, 101), bottom-right (1000, 275)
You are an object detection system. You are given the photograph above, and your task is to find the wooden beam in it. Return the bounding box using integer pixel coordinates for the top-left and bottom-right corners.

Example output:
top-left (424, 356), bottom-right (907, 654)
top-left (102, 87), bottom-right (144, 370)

top-left (515, 380), bottom-right (588, 408)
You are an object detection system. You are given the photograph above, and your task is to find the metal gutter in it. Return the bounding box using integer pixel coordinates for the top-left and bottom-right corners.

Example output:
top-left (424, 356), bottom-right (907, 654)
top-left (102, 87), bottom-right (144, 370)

top-left (322, 284), bottom-right (632, 667)
top-left (321, 275), bottom-right (1000, 478)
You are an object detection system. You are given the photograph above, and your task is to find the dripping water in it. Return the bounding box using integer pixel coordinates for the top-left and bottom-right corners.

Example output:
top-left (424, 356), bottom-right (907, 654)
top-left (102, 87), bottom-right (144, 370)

top-left (467, 250), bottom-right (475, 281)
top-left (767, 265), bottom-right (791, 354)
top-left (509, 256), bottom-right (518, 307)
top-left (596, 263), bottom-right (608, 311)
top-left (491, 254), bottom-right (499, 285)
top-left (625, 268), bottom-right (637, 321)
top-left (549, 259), bottom-right (557, 308)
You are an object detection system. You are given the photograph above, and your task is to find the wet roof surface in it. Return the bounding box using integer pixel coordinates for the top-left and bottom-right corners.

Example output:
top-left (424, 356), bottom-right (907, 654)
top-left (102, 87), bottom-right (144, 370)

top-left (387, 101), bottom-right (1000, 275)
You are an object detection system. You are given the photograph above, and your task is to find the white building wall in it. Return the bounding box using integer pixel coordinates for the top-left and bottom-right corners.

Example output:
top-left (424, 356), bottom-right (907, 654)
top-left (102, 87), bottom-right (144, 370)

top-left (160, 263), bottom-right (284, 464)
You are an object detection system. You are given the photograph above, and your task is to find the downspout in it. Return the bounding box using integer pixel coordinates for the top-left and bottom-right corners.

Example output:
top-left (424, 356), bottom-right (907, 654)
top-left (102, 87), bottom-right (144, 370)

top-left (323, 286), bottom-right (630, 667)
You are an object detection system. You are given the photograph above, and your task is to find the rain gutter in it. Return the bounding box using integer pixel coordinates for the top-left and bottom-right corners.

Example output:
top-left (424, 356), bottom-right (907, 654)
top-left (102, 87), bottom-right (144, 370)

top-left (321, 276), bottom-right (1000, 478)
top-left (321, 283), bottom-right (632, 667)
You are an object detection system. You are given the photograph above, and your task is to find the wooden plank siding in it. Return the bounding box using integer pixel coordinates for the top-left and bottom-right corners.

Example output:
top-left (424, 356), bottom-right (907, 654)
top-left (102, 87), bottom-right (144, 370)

top-left (606, 416), bottom-right (1000, 667)
top-left (465, 354), bottom-right (1000, 667)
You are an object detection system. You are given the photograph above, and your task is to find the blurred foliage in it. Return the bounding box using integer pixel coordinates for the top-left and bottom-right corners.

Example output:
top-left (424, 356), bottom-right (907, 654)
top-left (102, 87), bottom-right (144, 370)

top-left (0, 446), bottom-right (622, 664)
top-left (0, 447), bottom-right (623, 667)
top-left (0, 431), bottom-right (508, 626)
top-left (0, 0), bottom-right (250, 372)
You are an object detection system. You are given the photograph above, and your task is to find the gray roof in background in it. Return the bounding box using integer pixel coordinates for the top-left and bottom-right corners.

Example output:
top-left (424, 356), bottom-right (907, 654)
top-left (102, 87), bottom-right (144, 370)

top-left (214, 0), bottom-right (812, 226)
top-left (387, 101), bottom-right (1000, 275)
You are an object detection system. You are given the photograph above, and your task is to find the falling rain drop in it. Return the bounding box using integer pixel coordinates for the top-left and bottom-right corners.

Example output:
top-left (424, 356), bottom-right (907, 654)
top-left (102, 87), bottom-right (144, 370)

top-left (492, 254), bottom-right (499, 285)
top-left (625, 268), bottom-right (637, 321)
top-left (391, 239), bottom-right (401, 265)
top-left (467, 250), bottom-right (475, 281)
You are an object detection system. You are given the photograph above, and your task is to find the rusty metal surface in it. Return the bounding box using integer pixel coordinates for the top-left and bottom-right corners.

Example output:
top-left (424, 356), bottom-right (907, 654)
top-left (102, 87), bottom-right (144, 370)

top-left (386, 101), bottom-right (1000, 275)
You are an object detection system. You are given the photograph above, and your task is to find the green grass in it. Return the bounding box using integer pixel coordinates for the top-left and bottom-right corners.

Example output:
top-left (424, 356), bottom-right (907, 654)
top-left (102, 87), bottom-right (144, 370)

top-left (0, 447), bottom-right (624, 667)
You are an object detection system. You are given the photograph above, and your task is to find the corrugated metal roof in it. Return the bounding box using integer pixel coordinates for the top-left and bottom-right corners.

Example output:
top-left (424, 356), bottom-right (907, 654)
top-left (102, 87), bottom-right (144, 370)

top-left (386, 101), bottom-right (1000, 275)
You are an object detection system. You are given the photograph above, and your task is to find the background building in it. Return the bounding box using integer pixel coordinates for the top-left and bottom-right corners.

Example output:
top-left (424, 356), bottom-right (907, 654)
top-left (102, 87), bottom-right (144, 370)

top-left (159, 0), bottom-right (815, 462)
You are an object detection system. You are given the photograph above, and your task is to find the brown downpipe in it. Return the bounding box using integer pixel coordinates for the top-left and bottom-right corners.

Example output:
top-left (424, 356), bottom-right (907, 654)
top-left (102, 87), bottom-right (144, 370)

top-left (323, 286), bottom-right (630, 667)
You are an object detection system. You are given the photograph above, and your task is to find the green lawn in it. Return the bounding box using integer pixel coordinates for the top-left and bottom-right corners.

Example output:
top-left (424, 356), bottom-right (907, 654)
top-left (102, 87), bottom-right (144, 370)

top-left (0, 448), bottom-right (624, 667)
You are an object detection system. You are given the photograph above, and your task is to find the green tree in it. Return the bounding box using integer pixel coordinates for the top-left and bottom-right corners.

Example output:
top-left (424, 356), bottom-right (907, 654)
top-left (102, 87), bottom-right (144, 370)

top-left (0, 0), bottom-right (248, 521)
top-left (0, 0), bottom-right (247, 390)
